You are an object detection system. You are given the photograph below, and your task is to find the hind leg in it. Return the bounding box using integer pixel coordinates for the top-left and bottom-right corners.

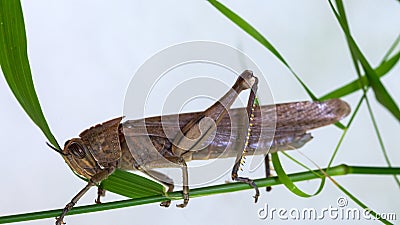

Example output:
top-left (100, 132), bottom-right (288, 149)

top-left (230, 72), bottom-right (260, 202)
top-left (170, 70), bottom-right (258, 207)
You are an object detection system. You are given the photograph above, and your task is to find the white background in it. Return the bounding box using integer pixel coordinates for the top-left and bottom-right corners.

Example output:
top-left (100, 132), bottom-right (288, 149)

top-left (0, 1), bottom-right (399, 224)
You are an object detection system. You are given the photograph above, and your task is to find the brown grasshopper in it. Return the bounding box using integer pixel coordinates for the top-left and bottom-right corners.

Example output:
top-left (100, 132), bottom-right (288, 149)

top-left (52, 70), bottom-right (350, 224)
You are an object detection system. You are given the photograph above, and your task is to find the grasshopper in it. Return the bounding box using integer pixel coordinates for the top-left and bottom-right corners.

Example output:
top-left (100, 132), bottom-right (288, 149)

top-left (52, 70), bottom-right (350, 224)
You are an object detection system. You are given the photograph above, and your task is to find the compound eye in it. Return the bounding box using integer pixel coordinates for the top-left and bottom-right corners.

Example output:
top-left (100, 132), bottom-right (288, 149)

top-left (68, 142), bottom-right (86, 159)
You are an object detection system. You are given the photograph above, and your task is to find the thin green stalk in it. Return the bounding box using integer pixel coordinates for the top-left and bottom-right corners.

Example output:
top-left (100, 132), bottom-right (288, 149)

top-left (327, 94), bottom-right (365, 167)
top-left (0, 0), bottom-right (60, 149)
top-left (329, 0), bottom-right (400, 188)
top-left (315, 167), bottom-right (393, 225)
top-left (380, 34), bottom-right (400, 64)
top-left (1, 164), bottom-right (399, 224)
top-left (208, 0), bottom-right (317, 101)
top-left (329, 0), bottom-right (400, 121)
top-left (320, 50), bottom-right (400, 100)
top-left (281, 151), bottom-right (322, 178)
top-left (364, 95), bottom-right (400, 187)
top-left (333, 183), bottom-right (392, 225)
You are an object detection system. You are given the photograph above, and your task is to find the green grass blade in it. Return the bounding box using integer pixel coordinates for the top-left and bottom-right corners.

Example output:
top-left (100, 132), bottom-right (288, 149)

top-left (208, 0), bottom-right (347, 129)
top-left (380, 34), bottom-right (400, 64)
top-left (101, 169), bottom-right (165, 199)
top-left (271, 152), bottom-right (325, 197)
top-left (320, 50), bottom-right (400, 100)
top-left (208, 0), bottom-right (285, 66)
top-left (0, 0), bottom-right (60, 149)
top-left (378, 50), bottom-right (400, 76)
top-left (0, 0), bottom-right (163, 198)
top-left (281, 151), bottom-right (323, 178)
top-left (329, 0), bottom-right (400, 121)
top-left (328, 95), bottom-right (364, 167)
top-left (208, 0), bottom-right (317, 101)
top-left (364, 97), bottom-right (400, 188)
top-left (359, 55), bottom-right (400, 122)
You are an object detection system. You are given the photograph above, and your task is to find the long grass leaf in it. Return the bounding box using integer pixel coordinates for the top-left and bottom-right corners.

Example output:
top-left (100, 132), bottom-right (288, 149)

top-left (330, 0), bottom-right (400, 194)
top-left (320, 50), bottom-right (400, 100)
top-left (380, 34), bottom-right (400, 64)
top-left (0, 0), bottom-right (60, 149)
top-left (0, 0), bottom-right (163, 199)
top-left (271, 152), bottom-right (325, 197)
top-left (208, 0), bottom-right (349, 128)
top-left (208, 0), bottom-right (317, 100)
top-left (329, 0), bottom-right (400, 121)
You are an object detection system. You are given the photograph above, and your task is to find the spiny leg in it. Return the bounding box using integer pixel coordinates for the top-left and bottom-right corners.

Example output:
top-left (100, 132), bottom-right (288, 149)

top-left (56, 167), bottom-right (115, 225)
top-left (231, 74), bottom-right (260, 202)
top-left (264, 154), bottom-right (272, 192)
top-left (170, 70), bottom-right (257, 208)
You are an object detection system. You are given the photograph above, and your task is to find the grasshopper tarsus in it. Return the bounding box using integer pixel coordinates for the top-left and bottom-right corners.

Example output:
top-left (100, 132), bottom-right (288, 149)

top-left (159, 185), bottom-right (173, 207)
top-left (160, 200), bottom-right (171, 207)
top-left (254, 195), bottom-right (259, 203)
top-left (55, 217), bottom-right (66, 225)
top-left (95, 187), bottom-right (106, 204)
top-left (233, 176), bottom-right (260, 203)
top-left (56, 201), bottom-right (75, 225)
top-left (176, 193), bottom-right (189, 208)
top-left (94, 198), bottom-right (101, 204)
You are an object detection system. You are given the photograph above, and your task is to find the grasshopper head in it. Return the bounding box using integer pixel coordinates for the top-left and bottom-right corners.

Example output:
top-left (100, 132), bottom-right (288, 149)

top-left (61, 138), bottom-right (102, 179)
